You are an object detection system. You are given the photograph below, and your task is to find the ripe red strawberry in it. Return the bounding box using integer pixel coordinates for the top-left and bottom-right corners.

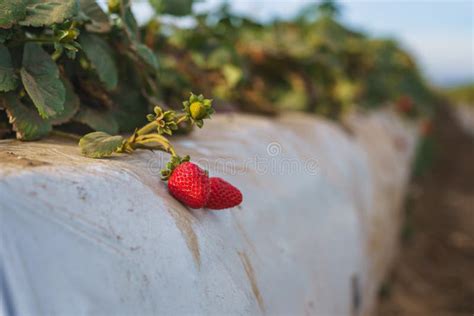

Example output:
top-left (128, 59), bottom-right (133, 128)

top-left (396, 95), bottom-right (413, 113)
top-left (168, 162), bottom-right (210, 208)
top-left (420, 119), bottom-right (433, 136)
top-left (205, 177), bottom-right (243, 210)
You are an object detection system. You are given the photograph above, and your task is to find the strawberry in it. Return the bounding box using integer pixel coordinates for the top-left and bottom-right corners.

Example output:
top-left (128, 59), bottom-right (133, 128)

top-left (396, 95), bottom-right (413, 114)
top-left (420, 119), bottom-right (433, 136)
top-left (168, 162), bottom-right (210, 209)
top-left (205, 177), bottom-right (243, 210)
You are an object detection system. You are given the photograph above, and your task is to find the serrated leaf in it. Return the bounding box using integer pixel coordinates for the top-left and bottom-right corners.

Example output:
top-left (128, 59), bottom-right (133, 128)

top-left (19, 0), bottom-right (79, 27)
top-left (79, 0), bottom-right (111, 33)
top-left (0, 0), bottom-right (28, 28)
top-left (134, 43), bottom-right (159, 71)
top-left (74, 106), bottom-right (119, 134)
top-left (80, 33), bottom-right (118, 90)
top-left (48, 77), bottom-right (79, 125)
top-left (0, 44), bottom-right (18, 92)
top-left (1, 92), bottom-right (52, 140)
top-left (79, 131), bottom-right (124, 158)
top-left (21, 43), bottom-right (65, 118)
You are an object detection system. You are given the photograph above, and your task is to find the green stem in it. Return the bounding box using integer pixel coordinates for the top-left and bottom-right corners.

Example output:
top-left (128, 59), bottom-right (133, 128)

top-left (134, 134), bottom-right (177, 156)
top-left (137, 113), bottom-right (188, 136)
top-left (176, 114), bottom-right (188, 125)
top-left (136, 121), bottom-right (159, 135)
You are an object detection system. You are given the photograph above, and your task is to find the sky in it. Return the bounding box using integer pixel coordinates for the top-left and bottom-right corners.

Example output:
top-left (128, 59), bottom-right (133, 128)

top-left (130, 0), bottom-right (474, 87)
top-left (334, 0), bottom-right (473, 87)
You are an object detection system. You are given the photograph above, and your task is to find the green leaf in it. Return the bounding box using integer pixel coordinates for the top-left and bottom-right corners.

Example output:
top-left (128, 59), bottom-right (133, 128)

top-left (0, 44), bottom-right (18, 92)
top-left (134, 43), bottom-right (159, 71)
top-left (48, 77), bottom-right (79, 125)
top-left (80, 33), bottom-right (118, 90)
top-left (19, 0), bottom-right (79, 27)
top-left (0, 0), bottom-right (28, 28)
top-left (120, 0), bottom-right (139, 41)
top-left (111, 87), bottom-right (148, 132)
top-left (20, 43), bottom-right (65, 118)
top-left (74, 106), bottom-right (119, 134)
top-left (79, 0), bottom-right (111, 33)
top-left (1, 92), bottom-right (52, 140)
top-left (79, 131), bottom-right (124, 158)
top-left (150, 0), bottom-right (194, 16)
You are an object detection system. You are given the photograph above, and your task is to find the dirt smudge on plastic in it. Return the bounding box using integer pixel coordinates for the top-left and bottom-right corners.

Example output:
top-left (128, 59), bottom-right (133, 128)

top-left (121, 164), bottom-right (202, 269)
top-left (232, 213), bottom-right (258, 256)
top-left (0, 151), bottom-right (50, 168)
top-left (238, 251), bottom-right (265, 313)
top-left (168, 207), bottom-right (201, 269)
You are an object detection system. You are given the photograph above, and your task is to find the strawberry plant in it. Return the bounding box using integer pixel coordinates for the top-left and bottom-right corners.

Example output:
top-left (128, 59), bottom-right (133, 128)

top-left (78, 93), bottom-right (212, 159)
top-left (0, 0), bottom-right (437, 142)
top-left (79, 93), bottom-right (242, 209)
top-left (0, 0), bottom-right (162, 141)
top-left (0, 0), bottom-right (437, 208)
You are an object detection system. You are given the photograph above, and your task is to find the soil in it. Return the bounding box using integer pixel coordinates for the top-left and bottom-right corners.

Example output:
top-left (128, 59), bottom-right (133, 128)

top-left (375, 105), bottom-right (474, 315)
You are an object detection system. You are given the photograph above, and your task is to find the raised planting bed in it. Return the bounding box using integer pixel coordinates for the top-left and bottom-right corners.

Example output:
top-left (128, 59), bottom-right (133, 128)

top-left (0, 110), bottom-right (417, 315)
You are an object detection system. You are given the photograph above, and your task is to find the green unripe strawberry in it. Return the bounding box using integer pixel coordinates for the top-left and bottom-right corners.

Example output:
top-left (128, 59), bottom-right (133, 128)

top-left (182, 93), bottom-right (214, 128)
top-left (190, 102), bottom-right (207, 120)
top-left (108, 0), bottom-right (121, 13)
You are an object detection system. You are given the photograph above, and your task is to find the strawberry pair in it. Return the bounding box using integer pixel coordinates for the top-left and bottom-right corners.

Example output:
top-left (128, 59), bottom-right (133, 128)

top-left (167, 162), bottom-right (242, 210)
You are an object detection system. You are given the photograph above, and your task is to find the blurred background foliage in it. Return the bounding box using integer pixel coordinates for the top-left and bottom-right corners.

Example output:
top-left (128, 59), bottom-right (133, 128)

top-left (0, 0), bottom-right (442, 141)
top-left (441, 83), bottom-right (474, 107)
top-left (149, 0), bottom-right (438, 118)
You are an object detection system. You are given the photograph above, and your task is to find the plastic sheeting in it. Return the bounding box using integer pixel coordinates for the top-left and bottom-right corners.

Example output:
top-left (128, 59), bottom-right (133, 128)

top-left (0, 110), bottom-right (417, 315)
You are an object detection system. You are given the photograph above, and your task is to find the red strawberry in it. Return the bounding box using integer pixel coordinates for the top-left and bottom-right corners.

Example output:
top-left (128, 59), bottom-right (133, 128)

top-left (396, 95), bottom-right (413, 113)
top-left (206, 177), bottom-right (243, 210)
top-left (420, 119), bottom-right (433, 136)
top-left (168, 162), bottom-right (210, 208)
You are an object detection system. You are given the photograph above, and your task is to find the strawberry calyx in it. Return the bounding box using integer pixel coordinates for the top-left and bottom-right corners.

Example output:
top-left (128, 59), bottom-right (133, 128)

top-left (160, 155), bottom-right (191, 180)
top-left (145, 106), bottom-right (179, 135)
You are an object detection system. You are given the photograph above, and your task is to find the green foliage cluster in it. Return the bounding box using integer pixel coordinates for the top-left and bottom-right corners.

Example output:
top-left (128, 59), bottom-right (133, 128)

top-left (151, 1), bottom-right (437, 118)
top-left (442, 83), bottom-right (474, 107)
top-left (0, 0), bottom-right (437, 141)
top-left (0, 0), bottom-right (158, 140)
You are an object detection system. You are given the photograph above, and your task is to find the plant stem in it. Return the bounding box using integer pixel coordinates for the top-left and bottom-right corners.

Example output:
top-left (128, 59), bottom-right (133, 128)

top-left (176, 114), bottom-right (188, 125)
top-left (137, 113), bottom-right (188, 136)
top-left (136, 121), bottom-right (158, 135)
top-left (134, 134), bottom-right (177, 156)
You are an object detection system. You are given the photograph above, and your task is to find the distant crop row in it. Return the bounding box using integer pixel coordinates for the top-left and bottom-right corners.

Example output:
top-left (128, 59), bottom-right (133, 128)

top-left (0, 0), bottom-right (436, 141)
